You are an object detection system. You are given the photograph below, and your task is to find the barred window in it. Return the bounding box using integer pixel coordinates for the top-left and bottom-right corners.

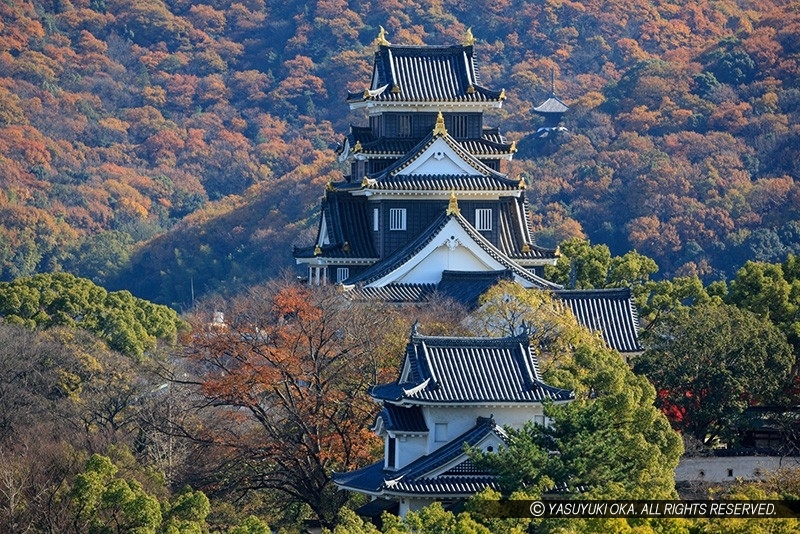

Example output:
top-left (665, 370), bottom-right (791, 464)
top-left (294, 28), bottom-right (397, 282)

top-left (398, 115), bottom-right (412, 137)
top-left (373, 208), bottom-right (379, 231)
top-left (389, 208), bottom-right (407, 231)
top-left (451, 114), bottom-right (469, 138)
top-left (475, 208), bottom-right (492, 231)
top-left (336, 267), bottom-right (349, 283)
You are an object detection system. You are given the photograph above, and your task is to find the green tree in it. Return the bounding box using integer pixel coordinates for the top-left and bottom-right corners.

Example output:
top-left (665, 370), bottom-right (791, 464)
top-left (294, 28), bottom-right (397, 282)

top-left (70, 454), bottom-right (163, 533)
top-left (636, 275), bottom-right (713, 330)
top-left (226, 515), bottom-right (271, 534)
top-left (473, 342), bottom-right (682, 501)
top-left (725, 259), bottom-right (800, 355)
top-left (469, 287), bottom-right (682, 530)
top-left (0, 273), bottom-right (185, 358)
top-left (633, 303), bottom-right (794, 445)
top-left (545, 238), bottom-right (612, 289)
top-left (545, 238), bottom-right (658, 291)
top-left (160, 486), bottom-right (211, 534)
top-left (470, 280), bottom-right (597, 374)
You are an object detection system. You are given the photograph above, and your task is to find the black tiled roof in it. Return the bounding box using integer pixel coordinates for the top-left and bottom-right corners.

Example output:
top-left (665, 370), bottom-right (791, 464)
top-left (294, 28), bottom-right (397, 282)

top-left (436, 270), bottom-right (515, 309)
top-left (341, 210), bottom-right (560, 289)
top-left (334, 418), bottom-right (505, 496)
top-left (386, 476), bottom-right (500, 496)
top-left (497, 197), bottom-right (557, 260)
top-left (554, 288), bottom-right (642, 353)
top-left (377, 404), bottom-right (429, 433)
top-left (348, 283), bottom-right (642, 355)
top-left (370, 331), bottom-right (574, 404)
top-left (347, 45), bottom-right (504, 104)
top-left (349, 284), bottom-right (438, 302)
top-left (369, 173), bottom-right (519, 191)
top-left (345, 128), bottom-right (513, 157)
top-left (292, 191), bottom-right (378, 260)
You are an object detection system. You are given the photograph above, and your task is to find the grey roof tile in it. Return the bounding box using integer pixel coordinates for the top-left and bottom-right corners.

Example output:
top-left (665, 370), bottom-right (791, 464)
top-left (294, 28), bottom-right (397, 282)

top-left (334, 418), bottom-right (505, 496)
top-left (378, 404), bottom-right (429, 433)
top-left (370, 332), bottom-right (574, 404)
top-left (554, 288), bottom-right (642, 353)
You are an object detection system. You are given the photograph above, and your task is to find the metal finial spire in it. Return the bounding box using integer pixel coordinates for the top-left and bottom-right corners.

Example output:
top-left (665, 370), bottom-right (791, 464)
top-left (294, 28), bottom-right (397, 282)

top-left (446, 191), bottom-right (460, 216)
top-left (463, 27), bottom-right (475, 46)
top-left (377, 26), bottom-right (390, 46)
top-left (433, 111), bottom-right (447, 137)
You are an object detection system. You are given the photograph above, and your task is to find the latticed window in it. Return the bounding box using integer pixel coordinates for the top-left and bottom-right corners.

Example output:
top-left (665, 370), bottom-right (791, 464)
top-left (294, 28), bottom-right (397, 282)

top-left (475, 208), bottom-right (492, 231)
top-left (398, 114), bottom-right (412, 137)
top-left (450, 114), bottom-right (469, 138)
top-left (389, 208), bottom-right (406, 230)
top-left (336, 268), bottom-right (349, 283)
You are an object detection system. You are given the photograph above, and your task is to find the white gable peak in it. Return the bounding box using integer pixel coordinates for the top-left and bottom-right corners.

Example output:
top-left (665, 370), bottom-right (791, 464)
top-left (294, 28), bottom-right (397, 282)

top-left (397, 137), bottom-right (477, 176)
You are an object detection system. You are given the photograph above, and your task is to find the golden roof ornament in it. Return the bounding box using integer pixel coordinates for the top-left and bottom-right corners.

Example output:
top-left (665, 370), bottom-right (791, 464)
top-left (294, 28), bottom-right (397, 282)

top-left (499, 89), bottom-right (506, 100)
top-left (314, 245), bottom-right (322, 256)
top-left (343, 241), bottom-right (351, 253)
top-left (466, 85), bottom-right (475, 94)
top-left (463, 27), bottom-right (475, 46)
top-left (392, 84), bottom-right (401, 93)
top-left (522, 243), bottom-right (531, 253)
top-left (510, 140), bottom-right (518, 153)
top-left (555, 245), bottom-right (562, 257)
top-left (377, 26), bottom-right (390, 46)
top-left (446, 191), bottom-right (460, 216)
top-left (433, 111), bottom-right (448, 137)
top-left (353, 140), bottom-right (362, 152)
top-left (361, 176), bottom-right (371, 187)
top-left (518, 175), bottom-right (526, 189)
top-left (326, 180), bottom-right (334, 191)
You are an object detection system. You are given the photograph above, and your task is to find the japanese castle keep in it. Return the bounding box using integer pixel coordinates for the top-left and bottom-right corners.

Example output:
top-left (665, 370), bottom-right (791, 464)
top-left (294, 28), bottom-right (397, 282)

top-left (293, 30), bottom-right (643, 515)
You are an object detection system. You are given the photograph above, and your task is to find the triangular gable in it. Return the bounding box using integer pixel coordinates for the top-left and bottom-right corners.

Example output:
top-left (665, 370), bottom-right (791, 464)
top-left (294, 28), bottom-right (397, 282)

top-left (365, 130), bottom-right (517, 191)
top-left (343, 212), bottom-right (560, 290)
top-left (421, 432), bottom-right (506, 479)
top-left (397, 136), bottom-right (480, 176)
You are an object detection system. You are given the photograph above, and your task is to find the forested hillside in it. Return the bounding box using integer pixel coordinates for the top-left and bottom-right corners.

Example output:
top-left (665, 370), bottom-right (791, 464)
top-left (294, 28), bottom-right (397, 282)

top-left (1, 0), bottom-right (799, 306)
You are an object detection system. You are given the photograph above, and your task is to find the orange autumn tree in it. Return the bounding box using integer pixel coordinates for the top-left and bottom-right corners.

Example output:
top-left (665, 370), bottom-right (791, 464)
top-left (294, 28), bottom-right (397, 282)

top-left (181, 280), bottom-right (399, 526)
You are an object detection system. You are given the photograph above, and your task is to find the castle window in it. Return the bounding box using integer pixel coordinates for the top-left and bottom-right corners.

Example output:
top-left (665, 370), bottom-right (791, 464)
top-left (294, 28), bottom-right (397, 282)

top-left (434, 423), bottom-right (448, 442)
top-left (336, 268), bottom-right (349, 283)
top-left (398, 115), bottom-right (412, 137)
top-left (475, 208), bottom-right (492, 231)
top-left (450, 114), bottom-right (469, 138)
top-left (373, 208), bottom-right (379, 231)
top-left (389, 208), bottom-right (407, 231)
top-left (387, 437), bottom-right (396, 468)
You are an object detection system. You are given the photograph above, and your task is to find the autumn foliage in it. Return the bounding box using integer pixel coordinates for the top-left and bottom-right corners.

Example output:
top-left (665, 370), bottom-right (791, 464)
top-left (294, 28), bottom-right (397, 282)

top-left (0, 0), bottom-right (798, 305)
top-left (180, 281), bottom-right (402, 525)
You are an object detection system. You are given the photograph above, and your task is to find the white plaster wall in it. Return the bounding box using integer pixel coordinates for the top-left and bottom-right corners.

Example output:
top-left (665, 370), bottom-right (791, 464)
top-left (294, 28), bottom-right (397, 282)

top-left (394, 434), bottom-right (428, 469)
top-left (422, 405), bottom-right (547, 453)
top-left (675, 456), bottom-right (800, 483)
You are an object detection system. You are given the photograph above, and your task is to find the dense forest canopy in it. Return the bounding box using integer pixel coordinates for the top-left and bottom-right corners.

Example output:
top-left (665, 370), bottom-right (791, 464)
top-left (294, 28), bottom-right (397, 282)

top-left (0, 0), bottom-right (798, 306)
